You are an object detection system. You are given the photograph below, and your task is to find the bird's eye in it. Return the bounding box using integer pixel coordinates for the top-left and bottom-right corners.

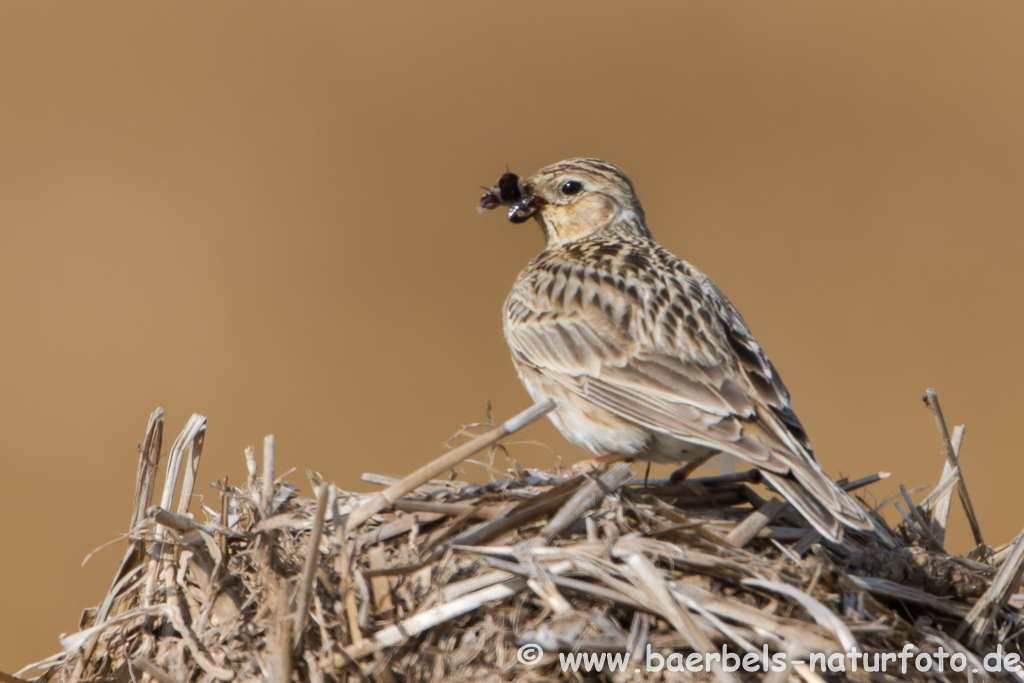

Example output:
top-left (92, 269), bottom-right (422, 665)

top-left (560, 180), bottom-right (583, 196)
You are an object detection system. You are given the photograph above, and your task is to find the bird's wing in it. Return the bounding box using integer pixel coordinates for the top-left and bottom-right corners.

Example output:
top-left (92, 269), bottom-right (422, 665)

top-left (505, 253), bottom-right (872, 535)
top-left (506, 293), bottom-right (797, 473)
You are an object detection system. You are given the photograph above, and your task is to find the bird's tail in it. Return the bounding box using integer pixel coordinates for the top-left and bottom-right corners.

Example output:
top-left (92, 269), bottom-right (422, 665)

top-left (761, 465), bottom-right (878, 544)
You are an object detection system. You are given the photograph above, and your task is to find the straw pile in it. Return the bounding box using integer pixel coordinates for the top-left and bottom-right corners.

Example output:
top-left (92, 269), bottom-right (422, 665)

top-left (14, 391), bottom-right (1024, 683)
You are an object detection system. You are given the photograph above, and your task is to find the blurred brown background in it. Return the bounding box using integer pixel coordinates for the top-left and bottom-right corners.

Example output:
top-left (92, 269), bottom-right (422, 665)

top-left (2, 1), bottom-right (1022, 672)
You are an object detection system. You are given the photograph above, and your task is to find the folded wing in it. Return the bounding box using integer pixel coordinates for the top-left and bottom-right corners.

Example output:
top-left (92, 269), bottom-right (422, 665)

top-left (505, 259), bottom-right (873, 538)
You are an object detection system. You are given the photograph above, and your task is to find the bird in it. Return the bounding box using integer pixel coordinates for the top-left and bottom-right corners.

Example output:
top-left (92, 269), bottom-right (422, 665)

top-left (480, 158), bottom-right (875, 542)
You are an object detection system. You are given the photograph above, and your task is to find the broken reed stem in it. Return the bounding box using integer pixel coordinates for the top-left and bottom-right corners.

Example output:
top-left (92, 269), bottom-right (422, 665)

top-left (540, 464), bottom-right (633, 540)
top-left (130, 408), bottom-right (165, 530)
top-left (156, 414), bottom-right (205, 514)
top-left (343, 399), bottom-right (556, 531)
top-left (263, 434), bottom-right (276, 517)
top-left (899, 484), bottom-right (943, 552)
top-left (217, 477), bottom-right (230, 559)
top-left (924, 389), bottom-right (984, 547)
top-left (841, 471), bottom-right (890, 492)
top-left (245, 446), bottom-right (258, 487)
top-left (175, 416), bottom-right (206, 516)
top-left (956, 523), bottom-right (1024, 645)
top-left (293, 482), bottom-right (330, 646)
top-left (931, 425), bottom-right (965, 546)
top-left (331, 485), bottom-right (363, 646)
top-left (725, 497), bottom-right (786, 549)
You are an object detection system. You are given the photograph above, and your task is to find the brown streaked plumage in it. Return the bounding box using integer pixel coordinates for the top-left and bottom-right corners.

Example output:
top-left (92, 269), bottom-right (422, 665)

top-left (484, 158), bottom-right (874, 542)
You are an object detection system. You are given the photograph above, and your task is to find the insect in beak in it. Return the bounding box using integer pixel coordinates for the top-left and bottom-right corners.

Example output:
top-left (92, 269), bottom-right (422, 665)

top-left (479, 171), bottom-right (523, 211)
top-left (507, 194), bottom-right (544, 223)
top-left (479, 170), bottom-right (546, 222)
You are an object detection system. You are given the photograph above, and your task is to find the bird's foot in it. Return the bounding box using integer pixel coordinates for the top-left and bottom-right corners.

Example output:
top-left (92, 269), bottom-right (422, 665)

top-left (667, 450), bottom-right (720, 484)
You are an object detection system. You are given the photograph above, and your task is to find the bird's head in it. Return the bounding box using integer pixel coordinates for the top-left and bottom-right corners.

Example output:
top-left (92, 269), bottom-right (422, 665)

top-left (480, 158), bottom-right (650, 247)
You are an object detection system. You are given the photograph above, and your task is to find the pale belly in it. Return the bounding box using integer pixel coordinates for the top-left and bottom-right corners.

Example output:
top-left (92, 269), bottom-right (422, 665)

top-left (517, 365), bottom-right (715, 465)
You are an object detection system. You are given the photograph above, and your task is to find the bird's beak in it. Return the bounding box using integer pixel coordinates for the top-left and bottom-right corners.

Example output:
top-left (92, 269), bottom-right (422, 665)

top-left (507, 193), bottom-right (546, 223)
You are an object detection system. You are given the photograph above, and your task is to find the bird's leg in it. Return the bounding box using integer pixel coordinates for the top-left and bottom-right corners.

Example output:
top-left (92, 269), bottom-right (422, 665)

top-left (566, 453), bottom-right (634, 477)
top-left (667, 450), bottom-right (721, 483)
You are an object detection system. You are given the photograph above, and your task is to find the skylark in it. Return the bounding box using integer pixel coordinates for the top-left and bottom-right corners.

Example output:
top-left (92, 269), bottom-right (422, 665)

top-left (481, 158), bottom-right (874, 541)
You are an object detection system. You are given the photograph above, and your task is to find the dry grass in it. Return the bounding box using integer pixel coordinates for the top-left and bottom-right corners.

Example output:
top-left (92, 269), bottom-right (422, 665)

top-left (13, 393), bottom-right (1024, 682)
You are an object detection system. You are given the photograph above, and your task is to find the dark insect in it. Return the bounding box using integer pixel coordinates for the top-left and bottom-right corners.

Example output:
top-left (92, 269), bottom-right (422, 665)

top-left (479, 190), bottom-right (501, 211)
top-left (497, 172), bottom-right (522, 204)
top-left (508, 195), bottom-right (543, 223)
top-left (479, 169), bottom-right (545, 223)
top-left (480, 171), bottom-right (523, 211)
